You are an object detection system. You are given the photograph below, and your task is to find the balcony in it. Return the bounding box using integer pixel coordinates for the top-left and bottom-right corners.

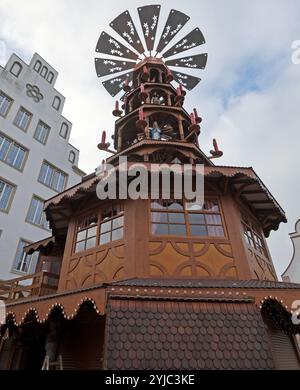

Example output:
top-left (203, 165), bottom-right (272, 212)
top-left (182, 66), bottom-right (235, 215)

top-left (0, 271), bottom-right (59, 302)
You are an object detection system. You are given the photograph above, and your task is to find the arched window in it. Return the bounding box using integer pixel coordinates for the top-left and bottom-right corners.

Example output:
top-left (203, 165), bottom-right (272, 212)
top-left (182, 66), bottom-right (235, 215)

top-left (10, 62), bottom-right (22, 77)
top-left (60, 122), bottom-right (69, 139)
top-left (33, 60), bottom-right (42, 72)
top-left (47, 72), bottom-right (54, 84)
top-left (40, 66), bottom-right (48, 78)
top-left (52, 96), bottom-right (61, 111)
top-left (150, 68), bottom-right (159, 83)
top-left (69, 151), bottom-right (76, 164)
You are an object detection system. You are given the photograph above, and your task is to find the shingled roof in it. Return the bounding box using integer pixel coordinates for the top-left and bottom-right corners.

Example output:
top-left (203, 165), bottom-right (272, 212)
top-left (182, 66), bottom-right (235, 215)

top-left (105, 298), bottom-right (275, 369)
top-left (111, 277), bottom-right (300, 289)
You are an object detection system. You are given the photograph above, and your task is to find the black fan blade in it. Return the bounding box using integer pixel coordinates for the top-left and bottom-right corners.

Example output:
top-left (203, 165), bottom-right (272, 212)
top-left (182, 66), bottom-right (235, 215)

top-left (95, 31), bottom-right (138, 61)
top-left (166, 53), bottom-right (208, 70)
top-left (110, 10), bottom-right (145, 54)
top-left (156, 9), bottom-right (190, 53)
top-left (95, 58), bottom-right (135, 77)
top-left (137, 4), bottom-right (161, 52)
top-left (172, 71), bottom-right (201, 90)
top-left (162, 28), bottom-right (205, 59)
top-left (102, 72), bottom-right (133, 97)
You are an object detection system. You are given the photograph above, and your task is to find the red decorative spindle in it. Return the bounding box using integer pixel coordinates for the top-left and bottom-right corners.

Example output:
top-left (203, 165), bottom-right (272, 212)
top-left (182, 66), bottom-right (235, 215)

top-left (193, 108), bottom-right (198, 118)
top-left (140, 84), bottom-right (145, 93)
top-left (176, 86), bottom-right (181, 96)
top-left (167, 68), bottom-right (174, 82)
top-left (101, 130), bottom-right (106, 144)
top-left (115, 101), bottom-right (119, 111)
top-left (213, 138), bottom-right (219, 152)
top-left (209, 138), bottom-right (223, 159)
top-left (190, 113), bottom-right (196, 125)
top-left (123, 78), bottom-right (131, 92)
top-left (139, 108), bottom-right (144, 121)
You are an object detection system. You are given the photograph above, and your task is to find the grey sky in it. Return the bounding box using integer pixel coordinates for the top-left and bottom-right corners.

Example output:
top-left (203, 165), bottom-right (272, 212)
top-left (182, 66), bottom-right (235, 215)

top-left (0, 0), bottom-right (299, 277)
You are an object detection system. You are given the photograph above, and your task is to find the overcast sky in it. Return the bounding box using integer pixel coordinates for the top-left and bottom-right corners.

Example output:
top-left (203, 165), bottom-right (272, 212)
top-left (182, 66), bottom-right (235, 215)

top-left (0, 0), bottom-right (299, 277)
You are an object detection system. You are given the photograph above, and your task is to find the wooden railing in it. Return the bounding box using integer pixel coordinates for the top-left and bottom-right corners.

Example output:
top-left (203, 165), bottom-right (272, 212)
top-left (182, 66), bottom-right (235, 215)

top-left (0, 271), bottom-right (59, 302)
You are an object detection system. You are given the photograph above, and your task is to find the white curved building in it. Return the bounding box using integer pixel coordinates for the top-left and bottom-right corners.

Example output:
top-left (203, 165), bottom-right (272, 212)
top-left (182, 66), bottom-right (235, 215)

top-left (0, 52), bottom-right (85, 280)
top-left (282, 219), bottom-right (300, 283)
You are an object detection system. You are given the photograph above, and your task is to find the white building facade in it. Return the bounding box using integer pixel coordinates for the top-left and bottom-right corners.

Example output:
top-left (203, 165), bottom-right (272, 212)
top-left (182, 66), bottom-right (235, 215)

top-left (0, 52), bottom-right (85, 280)
top-left (282, 219), bottom-right (300, 283)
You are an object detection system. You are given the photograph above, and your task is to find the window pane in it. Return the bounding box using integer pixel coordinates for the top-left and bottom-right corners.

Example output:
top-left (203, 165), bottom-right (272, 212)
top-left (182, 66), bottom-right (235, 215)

top-left (0, 137), bottom-right (11, 160)
top-left (169, 224), bottom-right (186, 236)
top-left (14, 148), bottom-right (25, 169)
top-left (85, 237), bottom-right (97, 250)
top-left (151, 211), bottom-right (168, 223)
top-left (13, 240), bottom-right (31, 272)
top-left (112, 227), bottom-right (123, 241)
top-left (186, 201), bottom-right (204, 211)
top-left (168, 200), bottom-right (183, 210)
top-left (207, 225), bottom-right (224, 237)
top-left (27, 197), bottom-right (44, 225)
top-left (75, 241), bottom-right (85, 253)
top-left (190, 225), bottom-right (207, 236)
top-left (151, 200), bottom-right (164, 209)
top-left (188, 213), bottom-right (205, 225)
top-left (0, 182), bottom-right (13, 211)
top-left (152, 223), bottom-right (168, 235)
top-left (168, 212), bottom-right (185, 223)
top-left (204, 200), bottom-right (220, 212)
top-left (87, 226), bottom-right (97, 238)
top-left (6, 143), bottom-right (18, 165)
top-left (205, 214), bottom-right (222, 225)
top-left (100, 221), bottom-right (111, 233)
top-left (112, 216), bottom-right (124, 229)
top-left (0, 94), bottom-right (11, 116)
top-left (77, 230), bottom-right (86, 242)
top-left (100, 232), bottom-right (111, 245)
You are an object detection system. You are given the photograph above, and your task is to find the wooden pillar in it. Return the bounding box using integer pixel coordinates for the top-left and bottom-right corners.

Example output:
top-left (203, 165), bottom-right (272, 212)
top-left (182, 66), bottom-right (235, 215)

top-left (167, 93), bottom-right (171, 106)
top-left (178, 119), bottom-right (184, 140)
top-left (128, 100), bottom-right (133, 113)
top-left (117, 127), bottom-right (123, 151)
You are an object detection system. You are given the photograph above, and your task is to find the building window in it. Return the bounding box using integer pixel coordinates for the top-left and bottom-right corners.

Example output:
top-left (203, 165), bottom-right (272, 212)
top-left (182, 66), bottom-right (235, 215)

top-left (40, 66), bottom-right (48, 78)
top-left (26, 196), bottom-right (49, 229)
top-left (241, 212), bottom-right (267, 256)
top-left (52, 96), bottom-right (61, 111)
top-left (47, 72), bottom-right (54, 84)
top-left (99, 212), bottom-right (124, 245)
top-left (0, 133), bottom-right (27, 170)
top-left (74, 204), bottom-right (124, 253)
top-left (151, 199), bottom-right (225, 237)
top-left (33, 60), bottom-right (42, 72)
top-left (68, 151), bottom-right (76, 163)
top-left (0, 179), bottom-right (15, 212)
top-left (10, 62), bottom-right (22, 77)
top-left (0, 91), bottom-right (12, 117)
top-left (75, 214), bottom-right (98, 253)
top-left (60, 122), bottom-right (69, 139)
top-left (38, 161), bottom-right (67, 192)
top-left (34, 121), bottom-right (50, 144)
top-left (12, 239), bottom-right (38, 274)
top-left (14, 107), bottom-right (32, 131)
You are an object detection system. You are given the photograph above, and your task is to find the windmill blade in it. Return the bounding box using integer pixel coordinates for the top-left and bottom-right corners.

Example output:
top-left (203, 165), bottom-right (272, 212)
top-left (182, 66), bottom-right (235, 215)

top-left (137, 4), bottom-right (161, 52)
top-left (102, 72), bottom-right (133, 97)
top-left (162, 28), bottom-right (205, 59)
top-left (172, 71), bottom-right (201, 90)
top-left (95, 31), bottom-right (139, 61)
top-left (166, 53), bottom-right (208, 70)
top-left (110, 10), bottom-right (145, 54)
top-left (156, 9), bottom-right (190, 54)
top-left (95, 58), bottom-right (135, 78)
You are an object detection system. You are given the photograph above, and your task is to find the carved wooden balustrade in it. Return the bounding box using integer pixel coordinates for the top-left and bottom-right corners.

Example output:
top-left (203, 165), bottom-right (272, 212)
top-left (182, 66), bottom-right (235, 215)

top-left (0, 271), bottom-right (59, 302)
